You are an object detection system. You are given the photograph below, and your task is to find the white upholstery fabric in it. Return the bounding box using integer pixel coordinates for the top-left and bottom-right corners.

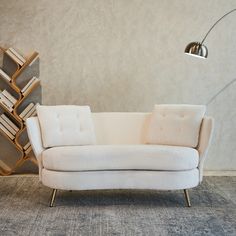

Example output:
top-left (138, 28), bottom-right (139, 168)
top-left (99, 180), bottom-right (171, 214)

top-left (26, 117), bottom-right (45, 159)
top-left (42, 169), bottom-right (199, 190)
top-left (42, 145), bottom-right (199, 171)
top-left (92, 113), bottom-right (150, 144)
top-left (36, 105), bottom-right (96, 148)
top-left (197, 117), bottom-right (214, 182)
top-left (146, 104), bottom-right (206, 147)
top-left (26, 117), bottom-right (45, 181)
top-left (26, 110), bottom-right (213, 191)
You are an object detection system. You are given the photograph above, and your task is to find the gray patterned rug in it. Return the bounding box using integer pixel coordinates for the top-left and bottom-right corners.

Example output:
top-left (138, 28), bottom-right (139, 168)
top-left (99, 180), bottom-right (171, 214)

top-left (0, 176), bottom-right (235, 236)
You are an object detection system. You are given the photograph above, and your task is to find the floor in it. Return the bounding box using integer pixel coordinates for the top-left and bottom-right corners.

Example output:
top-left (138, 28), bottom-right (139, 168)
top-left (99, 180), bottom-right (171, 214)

top-left (0, 176), bottom-right (235, 236)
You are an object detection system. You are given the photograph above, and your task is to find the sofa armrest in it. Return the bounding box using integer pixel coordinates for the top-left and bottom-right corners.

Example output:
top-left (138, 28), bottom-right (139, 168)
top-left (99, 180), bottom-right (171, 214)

top-left (26, 117), bottom-right (45, 181)
top-left (197, 116), bottom-right (214, 182)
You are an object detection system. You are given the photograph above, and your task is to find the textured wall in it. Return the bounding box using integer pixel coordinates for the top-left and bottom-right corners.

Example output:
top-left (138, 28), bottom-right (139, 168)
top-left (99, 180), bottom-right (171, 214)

top-left (0, 0), bottom-right (236, 170)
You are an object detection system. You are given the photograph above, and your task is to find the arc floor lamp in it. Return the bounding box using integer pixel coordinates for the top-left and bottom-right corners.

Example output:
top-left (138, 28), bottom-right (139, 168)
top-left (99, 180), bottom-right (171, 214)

top-left (184, 8), bottom-right (236, 105)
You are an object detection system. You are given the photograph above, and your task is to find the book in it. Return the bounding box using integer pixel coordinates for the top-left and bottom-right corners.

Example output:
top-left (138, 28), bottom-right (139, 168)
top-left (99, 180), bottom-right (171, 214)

top-left (23, 79), bottom-right (40, 96)
top-left (1, 114), bottom-right (19, 132)
top-left (23, 142), bottom-right (31, 150)
top-left (1, 90), bottom-right (17, 104)
top-left (21, 77), bottom-right (37, 93)
top-left (0, 68), bottom-right (11, 82)
top-left (0, 99), bottom-right (13, 112)
top-left (29, 109), bottom-right (37, 118)
top-left (0, 94), bottom-right (14, 108)
top-left (25, 145), bottom-right (32, 155)
top-left (22, 78), bottom-right (40, 95)
top-left (22, 78), bottom-right (40, 96)
top-left (23, 106), bottom-right (37, 121)
top-left (19, 103), bottom-right (34, 118)
top-left (0, 117), bottom-right (16, 135)
top-left (0, 123), bottom-right (14, 140)
top-left (5, 50), bottom-right (24, 66)
top-left (9, 48), bottom-right (26, 63)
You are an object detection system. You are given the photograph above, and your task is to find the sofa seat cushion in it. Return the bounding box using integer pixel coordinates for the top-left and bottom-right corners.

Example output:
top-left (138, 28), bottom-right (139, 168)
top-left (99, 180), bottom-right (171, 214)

top-left (42, 145), bottom-right (199, 171)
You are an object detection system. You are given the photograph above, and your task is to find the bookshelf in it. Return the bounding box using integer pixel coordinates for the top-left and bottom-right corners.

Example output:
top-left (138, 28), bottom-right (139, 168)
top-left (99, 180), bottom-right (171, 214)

top-left (0, 47), bottom-right (41, 175)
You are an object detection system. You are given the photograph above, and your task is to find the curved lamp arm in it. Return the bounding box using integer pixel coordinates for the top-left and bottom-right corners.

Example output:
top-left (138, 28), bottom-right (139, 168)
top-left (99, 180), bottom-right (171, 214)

top-left (201, 8), bottom-right (236, 44)
top-left (185, 8), bottom-right (236, 58)
top-left (206, 78), bottom-right (236, 105)
top-left (184, 9), bottom-right (236, 105)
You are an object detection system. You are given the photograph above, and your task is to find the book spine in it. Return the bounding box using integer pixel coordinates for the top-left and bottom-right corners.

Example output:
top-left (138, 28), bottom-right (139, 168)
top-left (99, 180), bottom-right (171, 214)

top-left (2, 90), bottom-right (17, 104)
top-left (0, 99), bottom-right (13, 112)
top-left (9, 48), bottom-right (26, 63)
top-left (0, 123), bottom-right (14, 140)
top-left (0, 117), bottom-right (16, 135)
top-left (19, 103), bottom-right (34, 118)
top-left (22, 78), bottom-right (39, 95)
top-left (5, 50), bottom-right (24, 66)
top-left (25, 146), bottom-right (32, 154)
top-left (0, 94), bottom-right (13, 108)
top-left (23, 106), bottom-right (36, 121)
top-left (0, 68), bottom-right (11, 82)
top-left (21, 77), bottom-right (36, 93)
top-left (23, 142), bottom-right (31, 150)
top-left (1, 114), bottom-right (19, 132)
top-left (30, 109), bottom-right (37, 118)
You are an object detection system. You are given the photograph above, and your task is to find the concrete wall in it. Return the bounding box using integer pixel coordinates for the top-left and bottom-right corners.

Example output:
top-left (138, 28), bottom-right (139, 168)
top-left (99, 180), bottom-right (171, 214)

top-left (0, 0), bottom-right (236, 170)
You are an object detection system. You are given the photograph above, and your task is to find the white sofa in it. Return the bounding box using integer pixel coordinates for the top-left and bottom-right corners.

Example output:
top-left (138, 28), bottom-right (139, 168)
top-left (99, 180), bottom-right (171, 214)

top-left (26, 105), bottom-right (214, 207)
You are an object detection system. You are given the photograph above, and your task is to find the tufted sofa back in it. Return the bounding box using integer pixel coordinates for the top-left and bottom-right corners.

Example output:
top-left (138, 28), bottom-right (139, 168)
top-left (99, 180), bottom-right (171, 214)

top-left (35, 105), bottom-right (206, 147)
top-left (92, 113), bottom-right (151, 145)
top-left (92, 105), bottom-right (205, 147)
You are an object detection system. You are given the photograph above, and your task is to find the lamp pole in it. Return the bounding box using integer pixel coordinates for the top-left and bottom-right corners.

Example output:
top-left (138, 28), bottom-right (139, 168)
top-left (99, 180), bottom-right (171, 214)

top-left (206, 78), bottom-right (236, 105)
top-left (202, 9), bottom-right (236, 105)
top-left (201, 8), bottom-right (236, 45)
top-left (184, 9), bottom-right (236, 105)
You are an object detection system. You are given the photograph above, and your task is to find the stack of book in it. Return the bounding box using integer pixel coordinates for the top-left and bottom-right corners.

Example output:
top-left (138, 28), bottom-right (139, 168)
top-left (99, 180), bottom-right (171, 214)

top-left (0, 114), bottom-right (19, 140)
top-left (19, 103), bottom-right (38, 121)
top-left (23, 142), bottom-right (32, 154)
top-left (5, 47), bottom-right (26, 67)
top-left (0, 90), bottom-right (17, 112)
top-left (21, 77), bottom-right (40, 96)
top-left (0, 68), bottom-right (11, 82)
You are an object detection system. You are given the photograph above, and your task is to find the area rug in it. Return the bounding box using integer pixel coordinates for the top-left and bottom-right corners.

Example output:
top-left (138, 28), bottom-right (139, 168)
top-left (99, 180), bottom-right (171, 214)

top-left (0, 176), bottom-right (235, 236)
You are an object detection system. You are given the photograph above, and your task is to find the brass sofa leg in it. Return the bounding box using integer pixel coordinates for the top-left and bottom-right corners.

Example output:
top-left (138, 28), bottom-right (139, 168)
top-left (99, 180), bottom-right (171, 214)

top-left (184, 189), bottom-right (191, 207)
top-left (49, 189), bottom-right (57, 207)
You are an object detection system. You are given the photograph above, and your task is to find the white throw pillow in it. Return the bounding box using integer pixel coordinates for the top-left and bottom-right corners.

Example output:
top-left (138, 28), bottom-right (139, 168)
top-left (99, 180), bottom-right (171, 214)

top-left (146, 104), bottom-right (206, 147)
top-left (36, 105), bottom-right (96, 148)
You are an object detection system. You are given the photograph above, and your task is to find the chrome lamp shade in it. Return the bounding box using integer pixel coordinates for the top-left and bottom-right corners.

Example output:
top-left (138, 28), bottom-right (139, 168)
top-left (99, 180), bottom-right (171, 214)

top-left (185, 9), bottom-right (236, 59)
top-left (184, 42), bottom-right (208, 59)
